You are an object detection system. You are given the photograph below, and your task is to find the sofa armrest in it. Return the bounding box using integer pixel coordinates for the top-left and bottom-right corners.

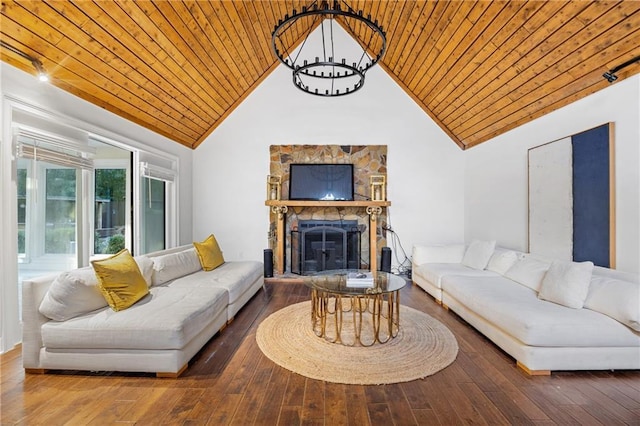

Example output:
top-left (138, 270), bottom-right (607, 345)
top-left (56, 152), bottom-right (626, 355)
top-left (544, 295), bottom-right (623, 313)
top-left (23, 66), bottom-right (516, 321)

top-left (412, 244), bottom-right (466, 268)
top-left (22, 274), bottom-right (57, 369)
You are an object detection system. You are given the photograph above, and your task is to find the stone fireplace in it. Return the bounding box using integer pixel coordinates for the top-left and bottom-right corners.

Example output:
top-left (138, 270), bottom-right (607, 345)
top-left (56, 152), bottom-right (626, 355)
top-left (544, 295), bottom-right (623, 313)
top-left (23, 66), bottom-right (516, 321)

top-left (268, 145), bottom-right (387, 273)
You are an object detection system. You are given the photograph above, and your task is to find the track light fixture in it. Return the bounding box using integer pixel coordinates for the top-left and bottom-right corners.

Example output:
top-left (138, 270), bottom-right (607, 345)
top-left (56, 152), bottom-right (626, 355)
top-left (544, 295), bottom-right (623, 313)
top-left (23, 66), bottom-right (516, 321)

top-left (0, 40), bottom-right (49, 82)
top-left (271, 0), bottom-right (386, 97)
top-left (603, 55), bottom-right (640, 83)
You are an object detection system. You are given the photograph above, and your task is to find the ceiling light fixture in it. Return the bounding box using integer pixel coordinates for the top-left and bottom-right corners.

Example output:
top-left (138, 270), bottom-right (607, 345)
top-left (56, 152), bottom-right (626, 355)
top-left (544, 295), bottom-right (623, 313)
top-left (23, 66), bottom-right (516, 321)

top-left (271, 0), bottom-right (386, 97)
top-left (0, 40), bottom-right (49, 82)
top-left (603, 55), bottom-right (640, 83)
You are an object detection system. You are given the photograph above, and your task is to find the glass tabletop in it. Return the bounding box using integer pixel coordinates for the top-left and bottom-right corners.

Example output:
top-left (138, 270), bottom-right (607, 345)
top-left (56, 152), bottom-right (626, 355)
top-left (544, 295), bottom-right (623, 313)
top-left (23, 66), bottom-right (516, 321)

top-left (303, 270), bottom-right (407, 296)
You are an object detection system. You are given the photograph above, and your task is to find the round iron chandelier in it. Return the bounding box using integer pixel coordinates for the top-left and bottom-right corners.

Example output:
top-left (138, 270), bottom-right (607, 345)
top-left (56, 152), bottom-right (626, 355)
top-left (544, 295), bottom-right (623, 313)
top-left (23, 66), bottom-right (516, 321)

top-left (271, 0), bottom-right (387, 97)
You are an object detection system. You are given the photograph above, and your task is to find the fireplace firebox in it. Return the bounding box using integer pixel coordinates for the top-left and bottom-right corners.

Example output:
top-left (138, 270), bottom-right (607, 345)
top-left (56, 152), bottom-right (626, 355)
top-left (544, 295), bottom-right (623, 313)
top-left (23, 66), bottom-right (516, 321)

top-left (291, 220), bottom-right (361, 275)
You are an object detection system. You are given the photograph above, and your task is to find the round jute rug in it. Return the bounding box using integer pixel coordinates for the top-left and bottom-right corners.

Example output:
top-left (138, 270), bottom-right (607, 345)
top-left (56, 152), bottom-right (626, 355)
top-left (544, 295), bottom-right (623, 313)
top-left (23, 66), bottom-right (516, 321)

top-left (256, 301), bottom-right (458, 385)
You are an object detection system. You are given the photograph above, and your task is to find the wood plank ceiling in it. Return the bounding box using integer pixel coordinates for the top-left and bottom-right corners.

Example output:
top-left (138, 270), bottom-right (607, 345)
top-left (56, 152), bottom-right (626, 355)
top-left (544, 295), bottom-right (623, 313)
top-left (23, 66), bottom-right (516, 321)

top-left (2, 1), bottom-right (640, 150)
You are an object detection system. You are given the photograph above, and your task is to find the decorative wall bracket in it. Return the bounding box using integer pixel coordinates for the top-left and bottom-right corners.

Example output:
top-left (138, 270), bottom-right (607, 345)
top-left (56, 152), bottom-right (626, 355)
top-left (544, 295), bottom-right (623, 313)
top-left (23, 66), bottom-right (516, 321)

top-left (271, 205), bottom-right (288, 219)
top-left (366, 205), bottom-right (383, 220)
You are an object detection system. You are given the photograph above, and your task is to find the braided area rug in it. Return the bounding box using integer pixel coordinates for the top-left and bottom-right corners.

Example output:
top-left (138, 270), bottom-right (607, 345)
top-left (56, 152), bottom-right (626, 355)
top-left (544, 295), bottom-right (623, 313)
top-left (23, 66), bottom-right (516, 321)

top-left (256, 301), bottom-right (458, 385)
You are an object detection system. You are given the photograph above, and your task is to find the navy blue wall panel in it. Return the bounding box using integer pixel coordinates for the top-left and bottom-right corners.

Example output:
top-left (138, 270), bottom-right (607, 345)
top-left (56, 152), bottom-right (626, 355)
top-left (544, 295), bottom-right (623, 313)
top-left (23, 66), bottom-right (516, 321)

top-left (572, 124), bottom-right (610, 267)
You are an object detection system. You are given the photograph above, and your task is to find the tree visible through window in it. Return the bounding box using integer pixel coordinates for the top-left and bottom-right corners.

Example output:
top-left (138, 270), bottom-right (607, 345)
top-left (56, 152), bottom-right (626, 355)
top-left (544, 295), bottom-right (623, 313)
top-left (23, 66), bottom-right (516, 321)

top-left (45, 168), bottom-right (76, 254)
top-left (95, 168), bottom-right (127, 254)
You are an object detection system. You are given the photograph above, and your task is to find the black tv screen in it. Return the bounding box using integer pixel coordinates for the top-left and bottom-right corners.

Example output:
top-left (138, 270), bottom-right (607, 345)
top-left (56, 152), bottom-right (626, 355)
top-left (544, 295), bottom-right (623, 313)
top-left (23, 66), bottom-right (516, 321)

top-left (289, 164), bottom-right (354, 201)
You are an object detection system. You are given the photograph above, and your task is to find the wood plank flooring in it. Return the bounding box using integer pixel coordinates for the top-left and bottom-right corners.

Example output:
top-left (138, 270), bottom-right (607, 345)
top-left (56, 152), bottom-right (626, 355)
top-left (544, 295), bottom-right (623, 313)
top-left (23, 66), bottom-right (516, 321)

top-left (2, 280), bottom-right (639, 425)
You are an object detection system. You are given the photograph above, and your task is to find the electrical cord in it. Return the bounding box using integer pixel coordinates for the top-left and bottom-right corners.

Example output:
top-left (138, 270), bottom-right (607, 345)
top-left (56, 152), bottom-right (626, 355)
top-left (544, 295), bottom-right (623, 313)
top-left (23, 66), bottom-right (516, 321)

top-left (381, 209), bottom-right (411, 276)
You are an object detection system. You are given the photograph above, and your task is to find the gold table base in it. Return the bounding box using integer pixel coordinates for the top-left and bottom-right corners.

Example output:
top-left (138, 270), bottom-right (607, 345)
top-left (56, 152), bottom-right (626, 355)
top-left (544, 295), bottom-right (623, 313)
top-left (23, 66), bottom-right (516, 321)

top-left (310, 288), bottom-right (401, 346)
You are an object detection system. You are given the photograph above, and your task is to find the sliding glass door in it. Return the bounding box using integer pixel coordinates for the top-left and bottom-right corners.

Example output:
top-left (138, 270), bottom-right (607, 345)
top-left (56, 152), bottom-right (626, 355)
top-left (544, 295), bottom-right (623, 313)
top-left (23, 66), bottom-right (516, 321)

top-left (140, 177), bottom-right (166, 253)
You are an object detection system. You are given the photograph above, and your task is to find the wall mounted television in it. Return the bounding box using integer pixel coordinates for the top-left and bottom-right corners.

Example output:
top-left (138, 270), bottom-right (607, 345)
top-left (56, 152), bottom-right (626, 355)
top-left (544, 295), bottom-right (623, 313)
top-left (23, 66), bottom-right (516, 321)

top-left (289, 164), bottom-right (354, 201)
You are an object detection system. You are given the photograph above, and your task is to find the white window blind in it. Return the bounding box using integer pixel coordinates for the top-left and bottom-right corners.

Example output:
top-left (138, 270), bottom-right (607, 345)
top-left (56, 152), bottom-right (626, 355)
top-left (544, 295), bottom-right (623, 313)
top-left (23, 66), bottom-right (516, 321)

top-left (15, 127), bottom-right (95, 170)
top-left (140, 162), bottom-right (176, 183)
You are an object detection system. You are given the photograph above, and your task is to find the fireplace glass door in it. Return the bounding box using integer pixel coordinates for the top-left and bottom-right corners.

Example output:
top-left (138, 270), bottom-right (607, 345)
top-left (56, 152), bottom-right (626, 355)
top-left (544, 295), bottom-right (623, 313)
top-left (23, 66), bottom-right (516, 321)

top-left (291, 221), bottom-right (361, 275)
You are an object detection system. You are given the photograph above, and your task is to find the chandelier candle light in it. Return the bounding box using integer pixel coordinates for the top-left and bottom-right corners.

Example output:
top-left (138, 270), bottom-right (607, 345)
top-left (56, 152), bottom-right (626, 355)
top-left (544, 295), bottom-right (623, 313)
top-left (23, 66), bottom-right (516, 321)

top-left (271, 0), bottom-right (387, 96)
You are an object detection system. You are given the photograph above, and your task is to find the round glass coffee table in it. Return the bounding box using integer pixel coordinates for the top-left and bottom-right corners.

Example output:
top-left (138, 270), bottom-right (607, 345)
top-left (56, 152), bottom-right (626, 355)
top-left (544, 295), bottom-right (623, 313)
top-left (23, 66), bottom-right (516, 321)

top-left (303, 270), bottom-right (407, 346)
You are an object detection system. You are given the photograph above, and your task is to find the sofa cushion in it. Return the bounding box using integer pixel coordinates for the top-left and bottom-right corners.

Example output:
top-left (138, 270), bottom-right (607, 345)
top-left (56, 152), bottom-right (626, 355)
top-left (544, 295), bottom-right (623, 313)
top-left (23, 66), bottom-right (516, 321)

top-left (39, 267), bottom-right (106, 321)
top-left (135, 255), bottom-right (154, 287)
top-left (167, 261), bottom-right (262, 304)
top-left (584, 275), bottom-right (640, 331)
top-left (91, 249), bottom-right (149, 312)
top-left (461, 240), bottom-right (495, 270)
top-left (39, 255), bottom-right (153, 321)
top-left (194, 234), bottom-right (225, 271)
top-left (412, 244), bottom-right (466, 265)
top-left (41, 286), bottom-right (228, 350)
top-left (152, 248), bottom-right (202, 286)
top-left (486, 249), bottom-right (519, 275)
top-left (413, 263), bottom-right (498, 289)
top-left (538, 260), bottom-right (594, 309)
top-left (442, 275), bottom-right (640, 347)
top-left (504, 255), bottom-right (551, 292)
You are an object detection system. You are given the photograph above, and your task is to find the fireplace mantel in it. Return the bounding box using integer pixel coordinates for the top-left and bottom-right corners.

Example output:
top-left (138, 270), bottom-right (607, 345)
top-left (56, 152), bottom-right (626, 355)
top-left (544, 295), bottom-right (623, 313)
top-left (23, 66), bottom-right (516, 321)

top-left (266, 200), bottom-right (390, 208)
top-left (265, 200), bottom-right (391, 274)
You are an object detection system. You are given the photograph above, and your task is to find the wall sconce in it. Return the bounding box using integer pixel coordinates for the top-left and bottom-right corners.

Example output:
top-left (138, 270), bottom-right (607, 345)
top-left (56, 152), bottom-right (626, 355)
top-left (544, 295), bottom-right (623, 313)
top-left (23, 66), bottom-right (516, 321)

top-left (267, 175), bottom-right (281, 201)
top-left (370, 175), bottom-right (386, 201)
top-left (0, 40), bottom-right (49, 82)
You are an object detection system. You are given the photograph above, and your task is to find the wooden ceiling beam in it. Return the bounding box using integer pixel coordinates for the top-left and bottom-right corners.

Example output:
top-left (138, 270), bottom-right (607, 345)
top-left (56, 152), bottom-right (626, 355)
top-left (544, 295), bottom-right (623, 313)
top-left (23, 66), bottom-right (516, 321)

top-left (461, 25), bottom-right (640, 146)
top-left (0, 4), bottom-right (202, 145)
top-left (434, 1), bottom-right (587, 127)
top-left (74, 1), bottom-right (216, 129)
top-left (452, 3), bottom-right (639, 140)
top-left (404, 1), bottom-right (476, 96)
top-left (158, 1), bottom-right (238, 104)
top-left (130, 1), bottom-right (228, 118)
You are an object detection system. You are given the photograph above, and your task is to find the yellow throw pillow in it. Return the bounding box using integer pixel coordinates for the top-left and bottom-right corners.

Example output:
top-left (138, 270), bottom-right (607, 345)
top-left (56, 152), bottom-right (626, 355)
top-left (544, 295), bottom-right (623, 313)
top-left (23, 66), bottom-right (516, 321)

top-left (193, 234), bottom-right (225, 271)
top-left (91, 249), bottom-right (149, 311)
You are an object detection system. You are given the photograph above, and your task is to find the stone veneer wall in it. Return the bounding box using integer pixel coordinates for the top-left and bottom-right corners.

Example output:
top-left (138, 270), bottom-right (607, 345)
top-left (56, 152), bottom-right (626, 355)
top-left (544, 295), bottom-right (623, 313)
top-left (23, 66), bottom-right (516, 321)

top-left (269, 145), bottom-right (387, 272)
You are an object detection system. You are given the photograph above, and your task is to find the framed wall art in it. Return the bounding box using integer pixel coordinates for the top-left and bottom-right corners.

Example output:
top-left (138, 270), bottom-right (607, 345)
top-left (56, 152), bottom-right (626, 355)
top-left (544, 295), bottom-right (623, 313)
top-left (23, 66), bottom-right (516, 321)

top-left (528, 123), bottom-right (615, 268)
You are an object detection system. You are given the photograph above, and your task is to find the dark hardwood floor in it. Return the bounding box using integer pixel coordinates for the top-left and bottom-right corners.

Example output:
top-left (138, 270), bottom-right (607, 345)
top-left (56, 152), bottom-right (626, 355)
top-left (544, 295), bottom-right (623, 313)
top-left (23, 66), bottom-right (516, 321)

top-left (2, 280), bottom-right (639, 425)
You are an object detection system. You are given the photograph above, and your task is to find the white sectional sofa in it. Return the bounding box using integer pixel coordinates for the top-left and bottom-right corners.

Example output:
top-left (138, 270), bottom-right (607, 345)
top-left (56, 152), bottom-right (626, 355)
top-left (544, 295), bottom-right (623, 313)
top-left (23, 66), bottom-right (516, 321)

top-left (412, 242), bottom-right (640, 375)
top-left (22, 244), bottom-right (264, 377)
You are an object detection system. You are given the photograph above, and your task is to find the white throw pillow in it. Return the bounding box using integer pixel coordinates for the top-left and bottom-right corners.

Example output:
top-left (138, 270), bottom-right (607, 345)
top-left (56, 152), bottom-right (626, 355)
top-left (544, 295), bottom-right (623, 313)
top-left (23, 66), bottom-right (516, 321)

top-left (39, 255), bottom-right (154, 321)
top-left (412, 244), bottom-right (466, 265)
top-left (504, 256), bottom-right (551, 292)
top-left (134, 255), bottom-right (154, 287)
top-left (39, 266), bottom-right (107, 321)
top-left (584, 275), bottom-right (640, 331)
top-left (486, 249), bottom-right (519, 275)
top-left (461, 240), bottom-right (496, 270)
top-left (538, 260), bottom-right (594, 309)
top-left (152, 248), bottom-right (202, 285)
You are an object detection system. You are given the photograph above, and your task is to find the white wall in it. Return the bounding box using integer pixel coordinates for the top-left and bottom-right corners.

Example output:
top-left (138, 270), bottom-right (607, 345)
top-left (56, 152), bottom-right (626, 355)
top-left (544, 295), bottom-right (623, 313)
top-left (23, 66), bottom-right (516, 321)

top-left (465, 75), bottom-right (640, 273)
top-left (192, 58), bottom-right (466, 267)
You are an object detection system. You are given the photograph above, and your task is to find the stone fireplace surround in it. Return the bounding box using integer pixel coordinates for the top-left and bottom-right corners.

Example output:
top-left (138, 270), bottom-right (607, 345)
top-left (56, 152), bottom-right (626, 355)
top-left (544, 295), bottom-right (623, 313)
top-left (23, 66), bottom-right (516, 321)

top-left (268, 145), bottom-right (387, 273)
